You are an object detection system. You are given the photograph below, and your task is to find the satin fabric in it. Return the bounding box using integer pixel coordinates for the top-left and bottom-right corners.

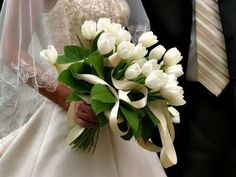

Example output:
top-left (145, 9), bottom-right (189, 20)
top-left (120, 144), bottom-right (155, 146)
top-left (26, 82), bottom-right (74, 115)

top-left (0, 99), bottom-right (167, 177)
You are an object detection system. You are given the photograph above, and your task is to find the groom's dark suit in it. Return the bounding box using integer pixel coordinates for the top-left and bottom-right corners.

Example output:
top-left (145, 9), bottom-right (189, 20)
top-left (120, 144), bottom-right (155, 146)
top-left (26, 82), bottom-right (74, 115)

top-left (141, 0), bottom-right (236, 177)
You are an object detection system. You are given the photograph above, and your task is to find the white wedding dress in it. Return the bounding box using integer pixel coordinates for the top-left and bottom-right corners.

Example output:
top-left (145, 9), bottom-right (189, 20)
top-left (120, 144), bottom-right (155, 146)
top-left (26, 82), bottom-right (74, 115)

top-left (0, 0), bottom-right (167, 176)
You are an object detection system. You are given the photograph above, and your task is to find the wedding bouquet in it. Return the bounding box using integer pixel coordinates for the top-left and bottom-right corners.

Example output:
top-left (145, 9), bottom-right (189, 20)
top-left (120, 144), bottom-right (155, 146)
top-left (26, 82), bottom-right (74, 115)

top-left (40, 18), bottom-right (185, 168)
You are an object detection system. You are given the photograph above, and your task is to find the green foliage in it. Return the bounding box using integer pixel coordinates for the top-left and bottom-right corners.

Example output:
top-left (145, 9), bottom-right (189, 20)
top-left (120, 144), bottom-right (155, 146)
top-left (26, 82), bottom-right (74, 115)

top-left (56, 55), bottom-right (68, 64)
top-left (58, 70), bottom-right (91, 94)
top-left (132, 75), bottom-right (146, 84)
top-left (91, 31), bottom-right (104, 52)
top-left (67, 91), bottom-right (82, 102)
top-left (141, 116), bottom-right (155, 142)
top-left (64, 45), bottom-right (92, 63)
top-left (120, 105), bottom-right (140, 138)
top-left (112, 60), bottom-right (132, 80)
top-left (91, 100), bottom-right (112, 115)
top-left (69, 62), bottom-right (91, 76)
top-left (85, 51), bottom-right (104, 79)
top-left (90, 84), bottom-right (116, 103)
top-left (97, 113), bottom-right (109, 128)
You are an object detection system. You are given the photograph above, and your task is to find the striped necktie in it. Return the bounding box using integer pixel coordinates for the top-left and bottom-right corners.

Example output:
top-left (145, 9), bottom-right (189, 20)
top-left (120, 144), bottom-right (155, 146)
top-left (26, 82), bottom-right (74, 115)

top-left (188, 0), bottom-right (229, 96)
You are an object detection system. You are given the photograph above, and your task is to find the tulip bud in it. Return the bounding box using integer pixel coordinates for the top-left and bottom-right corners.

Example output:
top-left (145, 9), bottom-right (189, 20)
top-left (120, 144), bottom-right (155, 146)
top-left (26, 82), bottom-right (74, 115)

top-left (163, 47), bottom-right (183, 66)
top-left (125, 63), bottom-right (142, 80)
top-left (108, 52), bottom-right (121, 67)
top-left (138, 31), bottom-right (158, 48)
top-left (135, 58), bottom-right (148, 68)
top-left (165, 64), bottom-right (184, 77)
top-left (40, 45), bottom-right (58, 64)
top-left (148, 45), bottom-right (166, 61)
top-left (141, 59), bottom-right (160, 77)
top-left (97, 32), bottom-right (116, 55)
top-left (117, 41), bottom-right (135, 60)
top-left (161, 81), bottom-right (186, 106)
top-left (168, 107), bottom-right (180, 123)
top-left (131, 44), bottom-right (148, 60)
top-left (97, 18), bottom-right (111, 32)
top-left (106, 23), bottom-right (122, 35)
top-left (145, 70), bottom-right (167, 91)
top-left (81, 20), bottom-right (97, 40)
top-left (115, 29), bottom-right (132, 45)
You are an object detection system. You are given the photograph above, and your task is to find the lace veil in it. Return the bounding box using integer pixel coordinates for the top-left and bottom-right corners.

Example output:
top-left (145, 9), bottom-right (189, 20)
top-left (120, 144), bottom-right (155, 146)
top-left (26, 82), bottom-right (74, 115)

top-left (0, 0), bottom-right (150, 139)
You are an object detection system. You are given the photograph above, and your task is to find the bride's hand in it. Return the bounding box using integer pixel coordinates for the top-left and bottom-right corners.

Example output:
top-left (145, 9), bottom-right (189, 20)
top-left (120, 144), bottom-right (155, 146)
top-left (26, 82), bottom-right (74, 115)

top-left (74, 101), bottom-right (99, 128)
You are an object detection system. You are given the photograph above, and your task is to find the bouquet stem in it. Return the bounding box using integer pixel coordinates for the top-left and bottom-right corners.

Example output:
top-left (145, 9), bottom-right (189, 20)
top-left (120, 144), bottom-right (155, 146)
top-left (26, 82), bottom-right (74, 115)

top-left (71, 128), bottom-right (100, 154)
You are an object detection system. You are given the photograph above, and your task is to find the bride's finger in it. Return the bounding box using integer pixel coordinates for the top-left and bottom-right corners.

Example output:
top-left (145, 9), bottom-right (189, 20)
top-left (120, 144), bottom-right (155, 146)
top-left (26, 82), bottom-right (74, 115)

top-left (75, 117), bottom-right (98, 128)
top-left (76, 111), bottom-right (99, 123)
top-left (75, 101), bottom-right (96, 117)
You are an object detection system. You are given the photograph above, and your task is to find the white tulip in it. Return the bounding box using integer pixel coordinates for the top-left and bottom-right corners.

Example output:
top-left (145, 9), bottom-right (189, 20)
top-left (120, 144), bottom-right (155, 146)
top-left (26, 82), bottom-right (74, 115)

top-left (116, 29), bottom-right (132, 45)
top-left (168, 107), bottom-right (180, 123)
top-left (106, 23), bottom-right (122, 35)
top-left (131, 44), bottom-right (148, 60)
top-left (81, 20), bottom-right (97, 40)
top-left (125, 63), bottom-right (142, 80)
top-left (161, 82), bottom-right (185, 106)
top-left (163, 47), bottom-right (183, 66)
top-left (166, 74), bottom-right (178, 85)
top-left (145, 70), bottom-right (167, 91)
top-left (165, 64), bottom-right (184, 77)
top-left (141, 59), bottom-right (160, 77)
top-left (135, 58), bottom-right (148, 68)
top-left (97, 32), bottom-right (116, 55)
top-left (108, 52), bottom-right (121, 67)
top-left (149, 45), bottom-right (166, 61)
top-left (138, 31), bottom-right (158, 48)
top-left (40, 45), bottom-right (58, 64)
top-left (97, 18), bottom-right (111, 32)
top-left (117, 41), bottom-right (135, 60)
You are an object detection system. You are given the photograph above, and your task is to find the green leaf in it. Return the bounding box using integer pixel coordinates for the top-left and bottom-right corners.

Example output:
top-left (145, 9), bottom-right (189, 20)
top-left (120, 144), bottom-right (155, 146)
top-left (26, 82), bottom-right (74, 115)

top-left (91, 31), bottom-right (104, 52)
top-left (120, 105), bottom-right (140, 134)
top-left (91, 84), bottom-right (116, 103)
top-left (97, 113), bottom-right (109, 127)
top-left (112, 61), bottom-right (126, 80)
top-left (64, 45), bottom-right (92, 62)
top-left (91, 100), bottom-right (112, 115)
top-left (58, 70), bottom-right (91, 94)
top-left (67, 91), bottom-right (82, 102)
top-left (134, 122), bottom-right (142, 139)
top-left (112, 60), bottom-right (132, 80)
top-left (132, 75), bottom-right (146, 84)
top-left (69, 62), bottom-right (91, 76)
top-left (56, 54), bottom-right (68, 64)
top-left (145, 107), bottom-right (159, 126)
top-left (141, 116), bottom-right (155, 142)
top-left (85, 51), bottom-right (104, 79)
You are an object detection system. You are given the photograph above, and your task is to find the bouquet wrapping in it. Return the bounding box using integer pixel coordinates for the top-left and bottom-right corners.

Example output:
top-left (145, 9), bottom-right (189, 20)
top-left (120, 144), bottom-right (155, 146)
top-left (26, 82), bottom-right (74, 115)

top-left (40, 18), bottom-right (186, 168)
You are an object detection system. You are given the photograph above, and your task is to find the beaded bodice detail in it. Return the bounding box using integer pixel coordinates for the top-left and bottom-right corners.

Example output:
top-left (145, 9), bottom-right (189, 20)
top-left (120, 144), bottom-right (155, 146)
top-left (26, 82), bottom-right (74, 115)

top-left (38, 0), bottom-right (130, 52)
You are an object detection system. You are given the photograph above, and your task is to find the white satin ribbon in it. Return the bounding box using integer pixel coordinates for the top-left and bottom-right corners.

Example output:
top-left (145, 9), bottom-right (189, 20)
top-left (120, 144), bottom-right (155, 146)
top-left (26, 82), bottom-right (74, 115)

top-left (148, 100), bottom-right (177, 168)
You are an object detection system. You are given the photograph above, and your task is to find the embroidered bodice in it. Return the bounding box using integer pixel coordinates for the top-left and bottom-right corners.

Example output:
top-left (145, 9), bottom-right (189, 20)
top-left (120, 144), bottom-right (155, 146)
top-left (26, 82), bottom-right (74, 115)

top-left (37, 0), bottom-right (130, 52)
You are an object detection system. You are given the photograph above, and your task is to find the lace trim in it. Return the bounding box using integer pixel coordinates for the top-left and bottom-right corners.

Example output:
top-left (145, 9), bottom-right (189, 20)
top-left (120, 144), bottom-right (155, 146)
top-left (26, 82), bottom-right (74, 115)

top-left (9, 58), bottom-right (58, 92)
